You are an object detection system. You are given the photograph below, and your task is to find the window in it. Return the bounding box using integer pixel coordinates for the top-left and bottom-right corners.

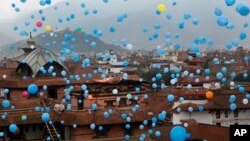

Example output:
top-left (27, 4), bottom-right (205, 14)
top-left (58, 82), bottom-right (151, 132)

top-left (48, 88), bottom-right (57, 99)
top-left (25, 125), bottom-right (29, 132)
top-left (105, 100), bottom-right (114, 107)
top-left (93, 126), bottom-right (108, 139)
top-left (216, 110), bottom-right (220, 119)
top-left (216, 123), bottom-right (221, 126)
top-left (234, 110), bottom-right (238, 118)
top-left (124, 125), bottom-right (133, 136)
top-left (131, 99), bottom-right (139, 105)
top-left (40, 124), bottom-right (43, 131)
top-left (119, 98), bottom-right (127, 107)
top-left (77, 98), bottom-right (84, 110)
top-left (33, 124), bottom-right (36, 131)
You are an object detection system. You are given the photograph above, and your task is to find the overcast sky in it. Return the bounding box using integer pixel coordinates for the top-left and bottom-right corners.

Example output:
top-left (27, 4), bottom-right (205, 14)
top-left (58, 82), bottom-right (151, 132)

top-left (1, 0), bottom-right (250, 48)
top-left (0, 0), bottom-right (62, 21)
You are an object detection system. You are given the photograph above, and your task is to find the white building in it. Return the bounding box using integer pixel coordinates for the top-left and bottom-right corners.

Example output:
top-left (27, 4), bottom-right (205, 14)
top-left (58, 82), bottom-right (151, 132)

top-left (172, 93), bottom-right (250, 127)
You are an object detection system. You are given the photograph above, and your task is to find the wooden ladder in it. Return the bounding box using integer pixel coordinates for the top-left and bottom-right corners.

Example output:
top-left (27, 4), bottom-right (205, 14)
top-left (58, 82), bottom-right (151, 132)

top-left (38, 99), bottom-right (61, 141)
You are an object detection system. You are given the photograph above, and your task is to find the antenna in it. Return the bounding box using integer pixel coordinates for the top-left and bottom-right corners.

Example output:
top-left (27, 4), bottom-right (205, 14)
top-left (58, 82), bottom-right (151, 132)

top-left (30, 32), bottom-right (32, 38)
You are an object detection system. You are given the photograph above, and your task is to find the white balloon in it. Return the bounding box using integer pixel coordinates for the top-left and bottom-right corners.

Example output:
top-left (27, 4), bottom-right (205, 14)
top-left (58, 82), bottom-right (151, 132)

top-left (170, 79), bottom-right (176, 85)
top-left (243, 98), bottom-right (248, 105)
top-left (184, 123), bottom-right (188, 127)
top-left (2, 75), bottom-right (6, 79)
top-left (50, 32), bottom-right (54, 37)
top-left (126, 44), bottom-right (133, 50)
top-left (230, 81), bottom-right (235, 86)
top-left (112, 89), bottom-right (118, 94)
top-left (215, 83), bottom-right (220, 87)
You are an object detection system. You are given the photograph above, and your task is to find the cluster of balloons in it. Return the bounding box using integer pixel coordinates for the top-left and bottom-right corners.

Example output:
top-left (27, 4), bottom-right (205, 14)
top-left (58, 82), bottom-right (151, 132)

top-left (40, 0), bottom-right (52, 6)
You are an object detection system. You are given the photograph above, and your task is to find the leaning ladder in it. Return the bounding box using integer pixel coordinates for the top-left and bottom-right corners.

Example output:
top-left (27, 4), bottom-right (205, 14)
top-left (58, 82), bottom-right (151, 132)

top-left (38, 99), bottom-right (61, 141)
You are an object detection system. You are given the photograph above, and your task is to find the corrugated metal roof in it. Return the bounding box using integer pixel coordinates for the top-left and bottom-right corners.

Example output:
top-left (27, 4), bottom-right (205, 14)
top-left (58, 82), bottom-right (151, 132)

top-left (22, 48), bottom-right (68, 76)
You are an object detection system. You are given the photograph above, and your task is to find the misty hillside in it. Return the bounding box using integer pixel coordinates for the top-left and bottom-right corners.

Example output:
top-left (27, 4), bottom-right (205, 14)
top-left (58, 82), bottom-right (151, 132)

top-left (0, 32), bottom-right (15, 45)
top-left (0, 29), bottom-right (126, 59)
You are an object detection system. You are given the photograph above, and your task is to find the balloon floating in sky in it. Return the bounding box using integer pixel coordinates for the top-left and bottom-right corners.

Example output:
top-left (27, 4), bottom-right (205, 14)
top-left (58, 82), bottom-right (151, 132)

top-left (45, 25), bottom-right (52, 32)
top-left (157, 4), bottom-right (167, 13)
top-left (217, 15), bottom-right (228, 26)
top-left (40, 0), bottom-right (52, 6)
top-left (236, 3), bottom-right (250, 16)
top-left (225, 0), bottom-right (235, 7)
top-left (36, 21), bottom-right (43, 28)
top-left (215, 7), bottom-right (223, 16)
top-left (20, 0), bottom-right (27, 3)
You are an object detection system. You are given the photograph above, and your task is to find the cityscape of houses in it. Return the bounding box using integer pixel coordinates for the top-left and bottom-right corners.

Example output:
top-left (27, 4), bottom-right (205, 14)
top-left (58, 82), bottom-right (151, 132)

top-left (0, 33), bottom-right (249, 141)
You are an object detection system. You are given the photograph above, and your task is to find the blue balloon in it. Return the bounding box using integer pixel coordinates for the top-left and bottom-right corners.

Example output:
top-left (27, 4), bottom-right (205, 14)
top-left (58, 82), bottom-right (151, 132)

top-left (239, 86), bottom-right (245, 92)
top-left (155, 131), bottom-right (161, 137)
top-left (236, 3), bottom-right (249, 16)
top-left (217, 15), bottom-right (228, 26)
top-left (125, 135), bottom-right (130, 141)
top-left (15, 7), bottom-right (20, 12)
top-left (184, 12), bottom-right (192, 20)
top-left (91, 103), bottom-right (97, 110)
top-left (216, 72), bottom-right (223, 80)
top-left (103, 111), bottom-right (110, 119)
top-left (42, 113), bottom-right (50, 122)
top-left (232, 39), bottom-right (239, 47)
top-left (244, 23), bottom-right (248, 28)
top-left (170, 126), bottom-right (188, 141)
top-left (240, 32), bottom-right (247, 40)
top-left (40, 0), bottom-right (46, 6)
top-left (231, 72), bottom-right (236, 78)
top-left (2, 100), bottom-right (10, 108)
top-left (229, 95), bottom-right (236, 103)
top-left (225, 0), bottom-right (235, 6)
top-left (198, 106), bottom-right (204, 112)
top-left (192, 18), bottom-right (199, 25)
top-left (230, 103), bottom-right (237, 111)
top-left (226, 22), bottom-right (234, 30)
top-left (9, 124), bottom-right (17, 133)
top-left (226, 43), bottom-right (233, 49)
top-left (244, 56), bottom-right (249, 62)
top-left (178, 21), bottom-right (185, 29)
top-left (221, 67), bottom-right (227, 73)
top-left (28, 84), bottom-right (38, 95)
top-left (215, 7), bottom-right (223, 16)
top-left (11, 3), bottom-right (16, 8)
top-left (167, 94), bottom-right (175, 102)
top-left (90, 123), bottom-right (95, 130)
top-left (188, 107), bottom-right (193, 112)
top-left (166, 14), bottom-right (172, 20)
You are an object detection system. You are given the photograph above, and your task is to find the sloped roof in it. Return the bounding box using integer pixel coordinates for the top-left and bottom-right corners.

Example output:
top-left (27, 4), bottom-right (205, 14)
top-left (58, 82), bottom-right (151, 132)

top-left (10, 53), bottom-right (29, 62)
top-left (22, 48), bottom-right (68, 75)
